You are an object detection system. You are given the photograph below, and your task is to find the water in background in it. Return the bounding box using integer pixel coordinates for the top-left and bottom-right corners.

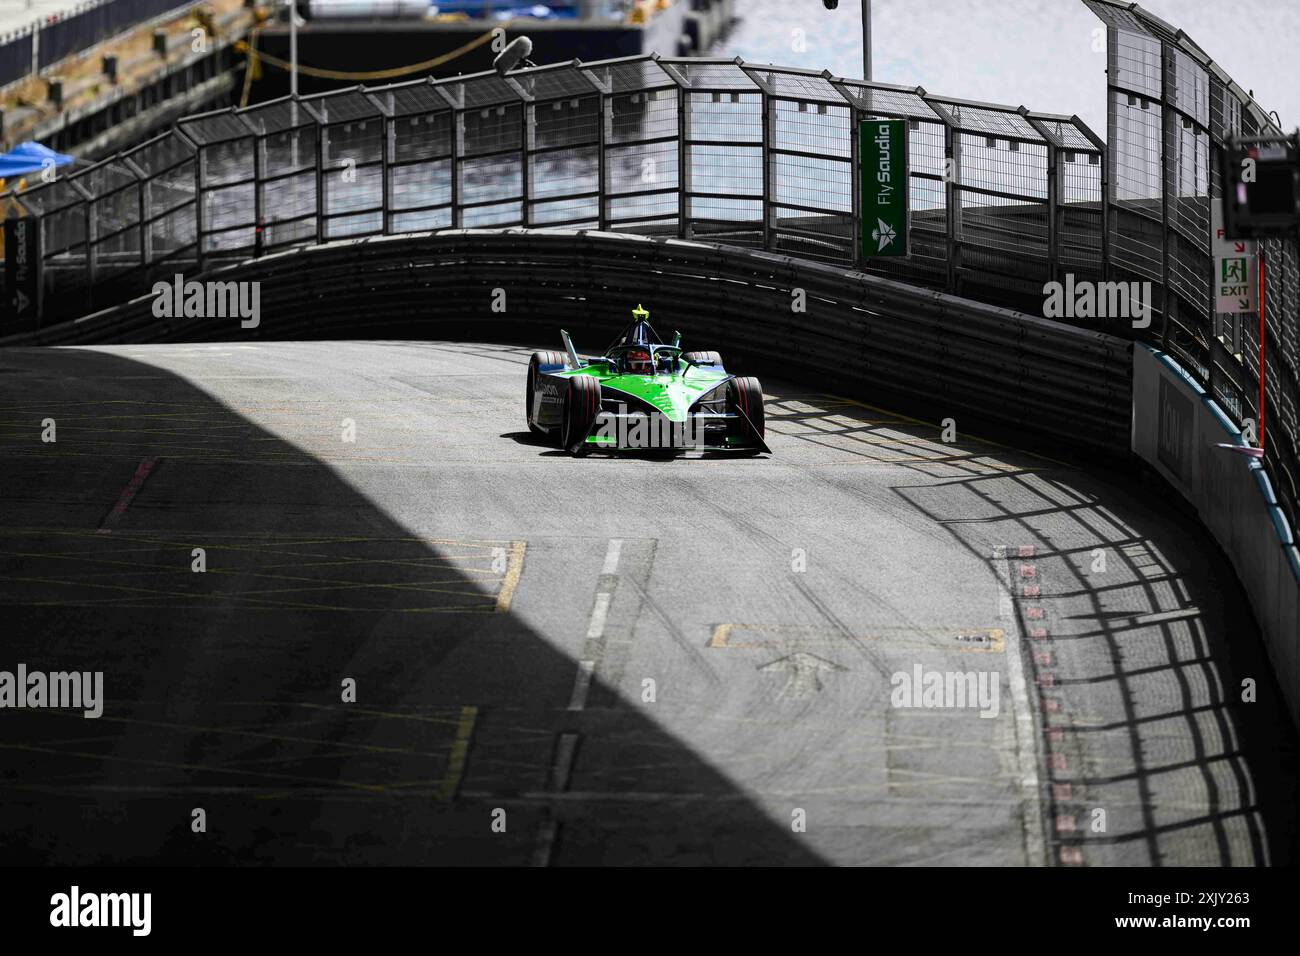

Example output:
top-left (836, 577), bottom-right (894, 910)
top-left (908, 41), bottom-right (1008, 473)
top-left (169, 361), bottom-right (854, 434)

top-left (710, 0), bottom-right (1299, 141)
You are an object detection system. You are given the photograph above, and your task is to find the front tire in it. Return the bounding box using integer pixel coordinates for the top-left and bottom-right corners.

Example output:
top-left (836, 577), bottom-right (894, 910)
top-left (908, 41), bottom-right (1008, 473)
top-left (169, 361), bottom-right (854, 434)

top-left (526, 350), bottom-right (567, 438)
top-left (727, 376), bottom-right (765, 447)
top-left (561, 375), bottom-right (601, 454)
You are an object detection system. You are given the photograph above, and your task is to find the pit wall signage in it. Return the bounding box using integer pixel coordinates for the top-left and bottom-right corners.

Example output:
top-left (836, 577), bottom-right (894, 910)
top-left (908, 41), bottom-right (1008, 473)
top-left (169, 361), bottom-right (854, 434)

top-left (1157, 375), bottom-right (1193, 487)
top-left (860, 118), bottom-right (910, 259)
top-left (4, 216), bottom-right (43, 329)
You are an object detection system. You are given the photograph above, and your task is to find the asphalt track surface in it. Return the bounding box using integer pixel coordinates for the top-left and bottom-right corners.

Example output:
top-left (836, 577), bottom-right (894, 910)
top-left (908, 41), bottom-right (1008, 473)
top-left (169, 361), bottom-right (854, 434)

top-left (0, 339), bottom-right (1296, 866)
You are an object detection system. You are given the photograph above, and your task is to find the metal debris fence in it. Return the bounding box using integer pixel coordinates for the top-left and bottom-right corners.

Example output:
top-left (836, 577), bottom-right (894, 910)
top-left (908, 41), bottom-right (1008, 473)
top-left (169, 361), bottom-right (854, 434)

top-left (4, 54), bottom-right (1108, 328)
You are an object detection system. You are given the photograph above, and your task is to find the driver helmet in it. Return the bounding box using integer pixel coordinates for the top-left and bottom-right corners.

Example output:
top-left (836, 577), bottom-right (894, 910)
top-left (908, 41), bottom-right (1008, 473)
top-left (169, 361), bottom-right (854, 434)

top-left (626, 347), bottom-right (653, 375)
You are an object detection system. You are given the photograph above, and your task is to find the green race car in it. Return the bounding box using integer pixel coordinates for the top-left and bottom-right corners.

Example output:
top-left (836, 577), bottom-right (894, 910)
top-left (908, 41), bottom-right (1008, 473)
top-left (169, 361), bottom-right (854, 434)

top-left (525, 305), bottom-right (769, 455)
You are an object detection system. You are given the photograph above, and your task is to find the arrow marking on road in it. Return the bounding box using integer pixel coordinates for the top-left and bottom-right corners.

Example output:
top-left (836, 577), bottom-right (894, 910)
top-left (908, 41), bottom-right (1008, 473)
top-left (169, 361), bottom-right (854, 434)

top-left (757, 652), bottom-right (846, 699)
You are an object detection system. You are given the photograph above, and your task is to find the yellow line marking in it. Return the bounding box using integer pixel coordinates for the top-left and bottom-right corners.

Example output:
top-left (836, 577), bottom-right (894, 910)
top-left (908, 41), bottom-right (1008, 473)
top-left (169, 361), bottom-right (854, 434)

top-left (436, 706), bottom-right (479, 802)
top-left (0, 529), bottom-right (517, 547)
top-left (496, 541), bottom-right (526, 613)
top-left (227, 703), bottom-right (469, 725)
top-left (13, 602), bottom-right (499, 613)
top-left (802, 458), bottom-right (1030, 473)
top-left (0, 549), bottom-right (505, 596)
top-left (0, 573), bottom-right (498, 611)
top-left (19, 710), bottom-right (449, 758)
top-left (709, 623), bottom-right (736, 648)
top-left (0, 741), bottom-right (386, 791)
top-left (709, 623), bottom-right (1004, 653)
top-left (0, 532), bottom-right (521, 611)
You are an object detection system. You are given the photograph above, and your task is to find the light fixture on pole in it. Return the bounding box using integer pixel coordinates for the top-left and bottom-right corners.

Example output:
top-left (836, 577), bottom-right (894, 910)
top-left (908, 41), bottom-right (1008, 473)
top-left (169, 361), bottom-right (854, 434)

top-left (492, 35), bottom-right (536, 76)
top-left (288, 0), bottom-right (300, 97)
top-left (821, 0), bottom-right (870, 82)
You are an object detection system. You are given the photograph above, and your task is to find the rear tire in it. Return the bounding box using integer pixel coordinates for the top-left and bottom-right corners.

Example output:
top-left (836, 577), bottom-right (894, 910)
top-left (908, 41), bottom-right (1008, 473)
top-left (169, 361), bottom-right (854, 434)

top-left (727, 376), bottom-right (765, 447)
top-left (561, 375), bottom-right (601, 454)
top-left (682, 350), bottom-right (723, 369)
top-left (526, 350), bottom-right (567, 438)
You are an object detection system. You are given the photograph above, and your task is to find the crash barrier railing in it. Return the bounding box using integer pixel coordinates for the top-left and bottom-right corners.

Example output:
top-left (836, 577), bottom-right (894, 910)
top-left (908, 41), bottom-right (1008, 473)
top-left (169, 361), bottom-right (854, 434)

top-left (1, 227), bottom-right (1136, 456)
top-left (0, 4), bottom-right (1296, 527)
top-left (0, 0), bottom-right (201, 88)
top-left (1084, 0), bottom-right (1299, 538)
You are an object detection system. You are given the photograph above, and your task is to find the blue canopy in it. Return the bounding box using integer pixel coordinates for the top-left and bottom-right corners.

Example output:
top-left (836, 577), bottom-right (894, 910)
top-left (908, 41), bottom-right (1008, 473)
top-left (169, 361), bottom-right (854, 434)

top-left (0, 141), bottom-right (75, 179)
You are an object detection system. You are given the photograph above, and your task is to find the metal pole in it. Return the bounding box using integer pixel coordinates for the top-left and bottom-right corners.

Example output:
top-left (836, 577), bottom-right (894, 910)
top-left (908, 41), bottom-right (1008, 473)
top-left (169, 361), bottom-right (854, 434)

top-left (678, 86), bottom-right (690, 239)
top-left (861, 0), bottom-right (871, 82)
top-left (289, 0), bottom-right (298, 98)
top-left (761, 86), bottom-right (773, 251)
top-left (1258, 246), bottom-right (1266, 451)
top-left (1159, 42), bottom-right (1172, 351)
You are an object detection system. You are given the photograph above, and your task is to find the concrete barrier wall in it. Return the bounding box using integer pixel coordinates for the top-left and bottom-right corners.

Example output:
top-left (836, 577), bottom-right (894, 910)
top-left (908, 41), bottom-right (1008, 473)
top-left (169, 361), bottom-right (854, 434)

top-left (0, 229), bottom-right (1135, 456)
top-left (1133, 344), bottom-right (1300, 729)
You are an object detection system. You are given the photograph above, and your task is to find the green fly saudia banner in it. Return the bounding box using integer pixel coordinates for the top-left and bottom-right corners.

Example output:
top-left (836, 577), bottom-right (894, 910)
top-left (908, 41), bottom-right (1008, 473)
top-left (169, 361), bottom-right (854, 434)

top-left (860, 118), bottom-right (910, 259)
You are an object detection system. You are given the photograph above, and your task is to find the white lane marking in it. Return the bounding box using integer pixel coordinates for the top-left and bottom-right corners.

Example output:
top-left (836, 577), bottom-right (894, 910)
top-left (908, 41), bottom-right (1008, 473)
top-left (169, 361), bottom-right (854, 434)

top-left (601, 538), bottom-right (623, 576)
top-left (533, 732), bottom-right (581, 867)
top-left (564, 660), bottom-right (595, 712)
top-left (549, 732), bottom-right (579, 790)
top-left (567, 540), bottom-right (620, 712)
top-left (995, 551), bottom-right (1047, 867)
top-left (567, 660), bottom-right (596, 712)
top-left (585, 590), bottom-right (612, 640)
top-left (532, 818), bottom-right (558, 867)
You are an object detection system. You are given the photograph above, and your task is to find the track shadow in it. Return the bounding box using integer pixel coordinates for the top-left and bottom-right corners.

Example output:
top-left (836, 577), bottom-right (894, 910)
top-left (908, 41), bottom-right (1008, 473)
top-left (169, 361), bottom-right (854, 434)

top-left (0, 347), bottom-right (824, 866)
top-left (501, 430), bottom-right (554, 448)
top-left (759, 385), bottom-right (1300, 865)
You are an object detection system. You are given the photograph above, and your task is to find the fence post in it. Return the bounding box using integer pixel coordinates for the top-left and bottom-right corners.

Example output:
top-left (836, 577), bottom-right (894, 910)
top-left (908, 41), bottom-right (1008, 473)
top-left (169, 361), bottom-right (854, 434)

top-left (1023, 109), bottom-right (1060, 290)
top-left (178, 127), bottom-right (205, 274)
top-left (65, 176), bottom-right (96, 313)
top-left (252, 126), bottom-right (264, 255)
top-left (451, 109), bottom-right (462, 228)
top-left (598, 91), bottom-right (609, 231)
top-left (313, 101), bottom-right (326, 245)
top-left (1159, 41), bottom-right (1174, 351)
top-left (521, 102), bottom-right (531, 227)
top-left (923, 94), bottom-right (960, 294)
top-left (137, 168), bottom-right (151, 268)
top-left (380, 103), bottom-right (392, 235)
top-left (761, 80), bottom-right (773, 251)
top-left (849, 104), bottom-right (860, 269)
top-left (678, 84), bottom-right (690, 239)
top-left (1071, 114), bottom-right (1108, 286)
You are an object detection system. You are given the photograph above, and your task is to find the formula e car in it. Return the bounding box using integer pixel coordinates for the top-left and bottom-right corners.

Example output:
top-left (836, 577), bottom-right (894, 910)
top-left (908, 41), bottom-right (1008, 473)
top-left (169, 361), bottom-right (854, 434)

top-left (525, 305), bottom-right (769, 455)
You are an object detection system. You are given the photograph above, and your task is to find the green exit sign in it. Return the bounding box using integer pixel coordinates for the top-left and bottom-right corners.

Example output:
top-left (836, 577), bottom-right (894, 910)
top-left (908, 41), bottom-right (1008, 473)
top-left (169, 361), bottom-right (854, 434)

top-left (860, 118), bottom-right (910, 258)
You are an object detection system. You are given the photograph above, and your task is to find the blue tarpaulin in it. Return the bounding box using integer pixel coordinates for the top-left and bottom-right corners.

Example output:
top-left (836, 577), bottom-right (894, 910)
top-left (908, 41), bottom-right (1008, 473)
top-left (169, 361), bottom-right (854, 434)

top-left (0, 142), bottom-right (75, 179)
